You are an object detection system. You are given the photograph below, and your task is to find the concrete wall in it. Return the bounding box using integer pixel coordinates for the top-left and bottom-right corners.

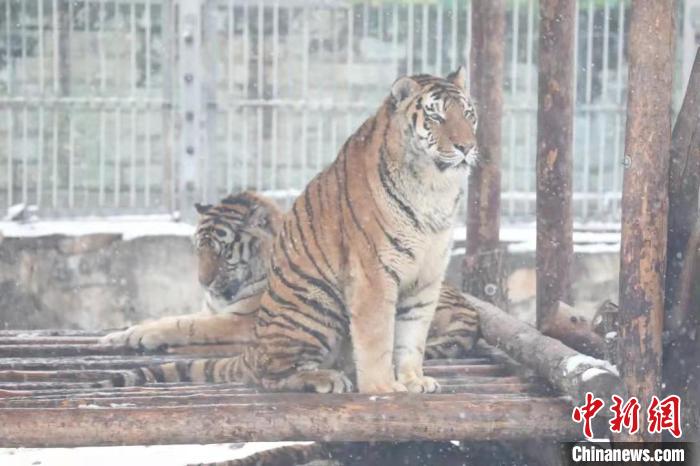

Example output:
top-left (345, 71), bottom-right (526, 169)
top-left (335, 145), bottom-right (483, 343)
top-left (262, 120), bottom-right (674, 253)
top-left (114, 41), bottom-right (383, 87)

top-left (0, 233), bottom-right (202, 330)
top-left (0, 233), bottom-right (619, 330)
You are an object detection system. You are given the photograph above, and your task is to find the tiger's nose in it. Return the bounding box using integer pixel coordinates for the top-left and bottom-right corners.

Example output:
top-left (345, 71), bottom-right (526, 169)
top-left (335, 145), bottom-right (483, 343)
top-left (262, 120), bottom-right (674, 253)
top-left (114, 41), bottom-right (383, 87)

top-left (198, 248), bottom-right (219, 286)
top-left (454, 144), bottom-right (469, 155)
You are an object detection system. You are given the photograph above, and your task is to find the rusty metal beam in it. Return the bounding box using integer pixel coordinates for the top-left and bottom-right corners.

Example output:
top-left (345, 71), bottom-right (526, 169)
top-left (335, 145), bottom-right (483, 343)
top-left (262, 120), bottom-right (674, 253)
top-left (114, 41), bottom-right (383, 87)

top-left (619, 0), bottom-right (675, 442)
top-left (535, 0), bottom-right (575, 330)
top-left (464, 0), bottom-right (507, 307)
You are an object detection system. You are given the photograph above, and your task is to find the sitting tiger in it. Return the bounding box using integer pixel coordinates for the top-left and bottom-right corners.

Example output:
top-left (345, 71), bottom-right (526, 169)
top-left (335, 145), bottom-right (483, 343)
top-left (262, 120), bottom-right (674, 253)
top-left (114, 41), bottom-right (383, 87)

top-left (102, 68), bottom-right (480, 393)
top-left (102, 191), bottom-right (479, 359)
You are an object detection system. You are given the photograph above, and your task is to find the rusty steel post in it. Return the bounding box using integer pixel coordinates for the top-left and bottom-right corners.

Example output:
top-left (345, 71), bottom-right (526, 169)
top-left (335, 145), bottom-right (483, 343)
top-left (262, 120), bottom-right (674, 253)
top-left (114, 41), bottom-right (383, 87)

top-left (464, 0), bottom-right (507, 308)
top-left (535, 0), bottom-right (575, 330)
top-left (619, 0), bottom-right (675, 442)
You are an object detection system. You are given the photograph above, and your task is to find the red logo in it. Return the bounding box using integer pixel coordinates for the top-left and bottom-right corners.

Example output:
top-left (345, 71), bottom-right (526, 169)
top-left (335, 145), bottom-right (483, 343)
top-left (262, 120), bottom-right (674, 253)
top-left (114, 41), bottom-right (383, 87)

top-left (572, 393), bottom-right (683, 438)
top-left (609, 394), bottom-right (640, 435)
top-left (572, 392), bottom-right (605, 439)
top-left (647, 395), bottom-right (682, 438)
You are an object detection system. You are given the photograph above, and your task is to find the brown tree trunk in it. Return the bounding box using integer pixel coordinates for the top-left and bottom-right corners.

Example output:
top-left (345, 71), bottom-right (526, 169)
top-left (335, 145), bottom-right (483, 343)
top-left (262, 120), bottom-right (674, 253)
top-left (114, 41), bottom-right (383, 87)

top-left (463, 0), bottom-right (507, 309)
top-left (619, 0), bottom-right (675, 442)
top-left (664, 47), bottom-right (700, 443)
top-left (535, 0), bottom-right (575, 330)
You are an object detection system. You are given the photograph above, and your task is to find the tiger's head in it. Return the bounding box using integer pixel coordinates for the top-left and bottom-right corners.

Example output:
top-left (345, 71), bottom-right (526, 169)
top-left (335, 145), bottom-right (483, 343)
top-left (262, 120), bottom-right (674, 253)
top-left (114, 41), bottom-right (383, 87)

top-left (389, 66), bottom-right (478, 173)
top-left (193, 192), bottom-right (283, 313)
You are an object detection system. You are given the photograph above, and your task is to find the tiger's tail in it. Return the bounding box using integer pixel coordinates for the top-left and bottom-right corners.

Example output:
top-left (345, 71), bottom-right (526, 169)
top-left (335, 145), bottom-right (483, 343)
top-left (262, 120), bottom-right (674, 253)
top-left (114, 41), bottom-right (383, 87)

top-left (99, 347), bottom-right (259, 387)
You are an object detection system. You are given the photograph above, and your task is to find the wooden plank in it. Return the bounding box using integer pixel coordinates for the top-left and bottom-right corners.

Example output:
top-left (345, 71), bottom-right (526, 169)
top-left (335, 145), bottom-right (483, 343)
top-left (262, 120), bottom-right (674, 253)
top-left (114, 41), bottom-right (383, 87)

top-left (619, 0), bottom-right (675, 443)
top-left (464, 0), bottom-right (507, 307)
top-left (0, 394), bottom-right (580, 447)
top-left (535, 0), bottom-right (575, 329)
top-left (0, 344), bottom-right (142, 358)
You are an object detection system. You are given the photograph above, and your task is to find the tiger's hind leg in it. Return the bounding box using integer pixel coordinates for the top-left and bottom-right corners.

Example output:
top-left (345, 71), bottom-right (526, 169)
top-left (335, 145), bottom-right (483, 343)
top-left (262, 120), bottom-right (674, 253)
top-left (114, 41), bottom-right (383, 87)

top-left (425, 284), bottom-right (480, 359)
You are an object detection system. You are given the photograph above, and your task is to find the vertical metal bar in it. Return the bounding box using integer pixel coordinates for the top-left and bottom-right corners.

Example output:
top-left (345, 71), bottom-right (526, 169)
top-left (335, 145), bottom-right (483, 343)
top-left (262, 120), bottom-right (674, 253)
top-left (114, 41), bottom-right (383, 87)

top-left (130, 1), bottom-right (137, 207)
top-left (21, 108), bottom-right (28, 205)
top-left (242, 1), bottom-right (249, 188)
top-left (525, 0), bottom-right (535, 199)
top-left (38, 0), bottom-right (45, 91)
top-left (68, 113), bottom-right (74, 208)
top-left (5, 109), bottom-right (12, 208)
top-left (436, 2), bottom-right (443, 75)
top-left (5, 0), bottom-right (12, 96)
top-left (130, 108), bottom-right (137, 207)
top-left (285, 108), bottom-right (293, 195)
top-left (145, 112), bottom-right (151, 207)
top-left (612, 1), bottom-right (625, 206)
top-left (450, 0), bottom-right (457, 71)
top-left (271, 0), bottom-right (279, 191)
top-left (52, 109), bottom-right (57, 207)
top-left (37, 107), bottom-right (45, 207)
top-left (465, 0), bottom-right (472, 88)
top-left (114, 108), bottom-right (121, 207)
top-left (392, 4), bottom-right (398, 76)
top-left (407, 3), bottom-right (414, 75)
top-left (99, 110), bottom-right (105, 206)
top-left (52, 0), bottom-right (58, 94)
top-left (597, 0), bottom-right (610, 214)
top-left (315, 113), bottom-right (322, 173)
top-left (421, 4), bottom-right (428, 72)
top-left (226, 109), bottom-right (233, 191)
top-left (346, 5), bottom-right (354, 135)
top-left (226, 2), bottom-right (234, 192)
top-left (98, 0), bottom-right (105, 207)
top-left (582, 0), bottom-right (594, 219)
top-left (161, 0), bottom-right (174, 212)
top-left (301, 5), bottom-right (309, 184)
top-left (508, 0), bottom-right (520, 216)
top-left (20, 0), bottom-right (26, 87)
top-left (256, 0), bottom-right (263, 191)
top-left (145, 0), bottom-right (152, 90)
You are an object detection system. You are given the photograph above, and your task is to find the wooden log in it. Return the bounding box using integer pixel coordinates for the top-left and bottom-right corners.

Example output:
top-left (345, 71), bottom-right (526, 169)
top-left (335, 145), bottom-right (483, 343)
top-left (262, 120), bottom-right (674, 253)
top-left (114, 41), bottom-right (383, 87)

top-left (665, 47), bottom-right (700, 336)
top-left (540, 302), bottom-right (606, 359)
top-left (663, 48), bottom-right (700, 443)
top-left (462, 293), bottom-right (624, 406)
top-left (535, 0), bottom-right (576, 330)
top-left (464, 0), bottom-right (507, 308)
top-left (0, 344), bottom-right (142, 358)
top-left (619, 0), bottom-right (675, 442)
top-left (0, 394), bottom-right (579, 447)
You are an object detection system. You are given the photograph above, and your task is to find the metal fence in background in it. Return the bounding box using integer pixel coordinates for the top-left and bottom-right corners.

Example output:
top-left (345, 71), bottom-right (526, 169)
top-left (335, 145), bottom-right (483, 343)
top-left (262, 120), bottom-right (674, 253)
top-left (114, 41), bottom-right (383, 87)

top-left (0, 0), bottom-right (697, 222)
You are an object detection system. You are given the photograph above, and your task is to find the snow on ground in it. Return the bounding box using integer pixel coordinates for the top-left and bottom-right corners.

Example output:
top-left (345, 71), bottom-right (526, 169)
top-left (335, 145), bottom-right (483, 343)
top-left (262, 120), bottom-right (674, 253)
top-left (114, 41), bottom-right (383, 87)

top-left (0, 217), bottom-right (621, 253)
top-left (0, 442), bottom-right (309, 466)
top-left (0, 215), bottom-right (195, 240)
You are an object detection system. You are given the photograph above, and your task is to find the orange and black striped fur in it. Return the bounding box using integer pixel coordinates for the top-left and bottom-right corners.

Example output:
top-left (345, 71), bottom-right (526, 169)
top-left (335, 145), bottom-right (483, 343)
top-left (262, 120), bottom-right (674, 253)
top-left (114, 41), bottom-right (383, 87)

top-left (100, 192), bottom-right (283, 350)
top-left (106, 68), bottom-right (479, 393)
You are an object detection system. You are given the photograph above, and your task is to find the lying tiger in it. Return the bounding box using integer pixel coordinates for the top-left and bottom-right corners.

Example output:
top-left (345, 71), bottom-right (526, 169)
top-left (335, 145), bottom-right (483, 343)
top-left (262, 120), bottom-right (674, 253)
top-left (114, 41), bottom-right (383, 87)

top-left (102, 68), bottom-right (480, 393)
top-left (102, 191), bottom-right (479, 359)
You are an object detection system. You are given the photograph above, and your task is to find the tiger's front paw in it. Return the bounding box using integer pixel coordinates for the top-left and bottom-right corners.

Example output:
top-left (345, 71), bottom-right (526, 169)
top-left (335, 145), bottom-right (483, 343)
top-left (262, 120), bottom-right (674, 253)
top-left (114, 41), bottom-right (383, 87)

top-left (398, 372), bottom-right (440, 393)
top-left (99, 324), bottom-right (172, 350)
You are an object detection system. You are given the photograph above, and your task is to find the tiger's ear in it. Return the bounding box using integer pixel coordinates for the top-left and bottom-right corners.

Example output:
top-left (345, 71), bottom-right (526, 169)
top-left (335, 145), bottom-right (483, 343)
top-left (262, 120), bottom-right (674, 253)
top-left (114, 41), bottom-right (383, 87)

top-left (194, 203), bottom-right (213, 215)
top-left (447, 66), bottom-right (467, 91)
top-left (391, 76), bottom-right (420, 103)
top-left (247, 205), bottom-right (272, 232)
